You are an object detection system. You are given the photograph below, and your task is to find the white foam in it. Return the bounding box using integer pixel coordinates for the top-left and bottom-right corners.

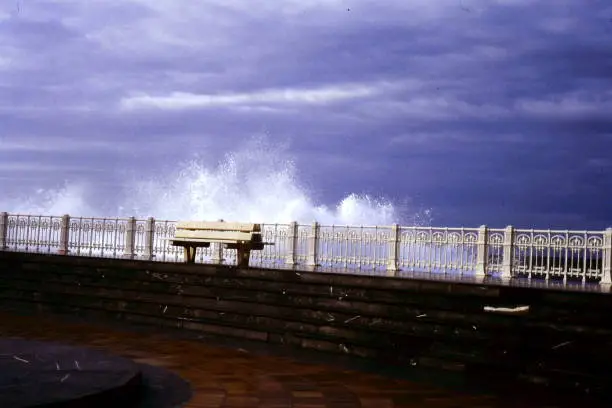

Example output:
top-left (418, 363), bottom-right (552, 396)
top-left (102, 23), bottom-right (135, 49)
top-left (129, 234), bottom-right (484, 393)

top-left (1, 139), bottom-right (432, 226)
top-left (1, 182), bottom-right (97, 216)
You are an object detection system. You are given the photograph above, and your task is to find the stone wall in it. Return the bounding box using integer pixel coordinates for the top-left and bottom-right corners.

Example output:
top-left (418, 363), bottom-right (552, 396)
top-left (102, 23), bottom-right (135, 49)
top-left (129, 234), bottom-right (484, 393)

top-left (1, 251), bottom-right (611, 397)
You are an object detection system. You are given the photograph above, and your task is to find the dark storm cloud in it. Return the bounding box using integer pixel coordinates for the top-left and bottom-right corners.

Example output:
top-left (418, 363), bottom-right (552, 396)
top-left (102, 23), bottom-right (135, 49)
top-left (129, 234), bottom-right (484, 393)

top-left (0, 0), bottom-right (610, 227)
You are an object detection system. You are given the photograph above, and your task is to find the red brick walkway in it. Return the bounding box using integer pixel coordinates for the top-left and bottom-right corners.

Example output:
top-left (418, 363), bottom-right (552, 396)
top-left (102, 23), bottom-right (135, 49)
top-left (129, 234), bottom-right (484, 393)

top-left (0, 312), bottom-right (601, 408)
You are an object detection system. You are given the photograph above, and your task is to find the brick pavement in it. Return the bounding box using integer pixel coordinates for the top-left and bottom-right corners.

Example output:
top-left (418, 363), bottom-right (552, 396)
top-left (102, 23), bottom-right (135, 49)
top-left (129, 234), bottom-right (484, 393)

top-left (0, 312), bottom-right (602, 408)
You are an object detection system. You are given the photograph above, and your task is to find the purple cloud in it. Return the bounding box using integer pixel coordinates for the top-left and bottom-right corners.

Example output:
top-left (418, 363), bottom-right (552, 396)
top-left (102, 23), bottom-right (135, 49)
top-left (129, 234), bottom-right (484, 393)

top-left (0, 0), bottom-right (611, 228)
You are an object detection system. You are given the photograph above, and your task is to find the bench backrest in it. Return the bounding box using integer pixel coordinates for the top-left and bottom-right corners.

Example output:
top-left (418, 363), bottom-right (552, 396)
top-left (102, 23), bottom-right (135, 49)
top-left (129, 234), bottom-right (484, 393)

top-left (174, 221), bottom-right (262, 242)
top-left (176, 221), bottom-right (261, 232)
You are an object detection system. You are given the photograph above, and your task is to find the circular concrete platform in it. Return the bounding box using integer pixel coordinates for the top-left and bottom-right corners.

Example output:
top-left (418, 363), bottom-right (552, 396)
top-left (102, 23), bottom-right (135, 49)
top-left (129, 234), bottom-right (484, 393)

top-left (0, 338), bottom-right (143, 408)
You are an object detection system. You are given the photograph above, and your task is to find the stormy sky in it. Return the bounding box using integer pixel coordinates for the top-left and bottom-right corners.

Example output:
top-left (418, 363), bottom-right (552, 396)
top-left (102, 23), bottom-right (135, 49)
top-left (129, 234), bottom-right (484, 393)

top-left (1, 0), bottom-right (611, 228)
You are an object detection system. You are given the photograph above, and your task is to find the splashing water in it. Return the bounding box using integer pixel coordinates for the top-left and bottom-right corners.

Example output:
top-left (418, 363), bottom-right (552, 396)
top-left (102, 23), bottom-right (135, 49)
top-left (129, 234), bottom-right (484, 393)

top-left (2, 183), bottom-right (97, 217)
top-left (1, 141), bottom-right (432, 226)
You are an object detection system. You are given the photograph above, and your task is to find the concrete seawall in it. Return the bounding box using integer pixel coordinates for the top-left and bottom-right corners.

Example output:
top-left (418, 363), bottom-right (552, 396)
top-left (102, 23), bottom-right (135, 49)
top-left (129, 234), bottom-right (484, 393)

top-left (1, 251), bottom-right (611, 399)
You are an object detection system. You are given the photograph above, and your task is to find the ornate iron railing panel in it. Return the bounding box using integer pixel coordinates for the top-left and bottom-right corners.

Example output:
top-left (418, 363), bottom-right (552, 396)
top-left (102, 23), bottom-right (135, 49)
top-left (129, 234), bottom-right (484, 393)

top-left (512, 229), bottom-right (605, 280)
top-left (151, 220), bottom-right (182, 262)
top-left (67, 217), bottom-right (128, 258)
top-left (487, 229), bottom-right (506, 275)
top-left (257, 223), bottom-right (291, 266)
top-left (4, 214), bottom-right (63, 254)
top-left (315, 225), bottom-right (391, 270)
top-left (398, 227), bottom-right (479, 273)
top-left (132, 218), bottom-right (149, 259)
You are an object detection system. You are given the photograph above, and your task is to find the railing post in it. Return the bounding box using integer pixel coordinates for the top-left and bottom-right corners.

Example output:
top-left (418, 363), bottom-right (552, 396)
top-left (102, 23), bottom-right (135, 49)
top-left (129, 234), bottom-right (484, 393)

top-left (144, 217), bottom-right (155, 260)
top-left (602, 227), bottom-right (612, 285)
top-left (58, 214), bottom-right (70, 255)
top-left (501, 225), bottom-right (514, 280)
top-left (475, 225), bottom-right (488, 277)
top-left (307, 221), bottom-right (320, 267)
top-left (387, 223), bottom-right (400, 276)
top-left (285, 221), bottom-right (298, 265)
top-left (123, 217), bottom-right (136, 259)
top-left (212, 219), bottom-right (224, 264)
top-left (0, 212), bottom-right (7, 250)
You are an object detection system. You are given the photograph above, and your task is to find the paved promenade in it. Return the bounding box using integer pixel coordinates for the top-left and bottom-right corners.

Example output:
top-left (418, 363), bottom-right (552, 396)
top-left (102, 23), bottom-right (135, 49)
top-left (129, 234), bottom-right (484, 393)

top-left (0, 311), bottom-right (603, 408)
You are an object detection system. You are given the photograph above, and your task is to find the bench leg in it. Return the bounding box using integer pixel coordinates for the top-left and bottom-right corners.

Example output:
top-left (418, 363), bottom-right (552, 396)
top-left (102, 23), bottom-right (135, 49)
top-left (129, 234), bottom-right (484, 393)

top-left (184, 246), bottom-right (197, 263)
top-left (236, 247), bottom-right (251, 268)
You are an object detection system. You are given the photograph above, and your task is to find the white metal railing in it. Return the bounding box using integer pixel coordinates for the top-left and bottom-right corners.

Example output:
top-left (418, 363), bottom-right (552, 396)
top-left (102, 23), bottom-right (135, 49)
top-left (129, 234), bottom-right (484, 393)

top-left (1, 212), bottom-right (610, 284)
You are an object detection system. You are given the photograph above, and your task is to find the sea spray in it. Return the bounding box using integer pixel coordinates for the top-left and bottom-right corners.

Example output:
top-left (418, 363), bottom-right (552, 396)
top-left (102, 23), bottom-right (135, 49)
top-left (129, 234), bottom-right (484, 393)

top-left (116, 138), bottom-right (432, 225)
top-left (1, 183), bottom-right (97, 216)
top-left (1, 139), bottom-right (432, 226)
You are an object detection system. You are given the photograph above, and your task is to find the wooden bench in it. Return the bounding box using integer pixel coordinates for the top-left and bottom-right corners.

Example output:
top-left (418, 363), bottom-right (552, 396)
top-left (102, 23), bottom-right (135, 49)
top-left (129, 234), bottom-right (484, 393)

top-left (169, 221), bottom-right (270, 268)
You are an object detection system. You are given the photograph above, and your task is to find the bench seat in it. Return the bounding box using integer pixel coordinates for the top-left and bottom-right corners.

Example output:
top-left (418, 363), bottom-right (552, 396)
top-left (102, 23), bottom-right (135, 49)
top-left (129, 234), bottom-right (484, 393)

top-left (169, 221), bottom-right (269, 267)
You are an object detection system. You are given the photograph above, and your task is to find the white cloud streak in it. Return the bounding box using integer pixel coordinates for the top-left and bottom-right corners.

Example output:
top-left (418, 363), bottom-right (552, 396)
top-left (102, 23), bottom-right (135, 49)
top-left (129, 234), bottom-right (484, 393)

top-left (0, 137), bottom-right (120, 153)
top-left (515, 91), bottom-right (612, 119)
top-left (0, 162), bottom-right (105, 173)
top-left (119, 82), bottom-right (396, 111)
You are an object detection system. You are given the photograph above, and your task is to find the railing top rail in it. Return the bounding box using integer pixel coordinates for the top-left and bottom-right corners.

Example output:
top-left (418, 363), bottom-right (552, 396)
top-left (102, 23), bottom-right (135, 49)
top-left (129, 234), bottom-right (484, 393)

top-left (396, 226), bottom-right (481, 231)
top-left (312, 225), bottom-right (481, 230)
top-left (512, 229), bottom-right (605, 234)
top-left (2, 213), bottom-right (609, 234)
top-left (69, 217), bottom-right (134, 222)
top-left (6, 214), bottom-right (64, 217)
top-left (309, 224), bottom-right (394, 229)
top-left (6, 214), bottom-right (134, 222)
